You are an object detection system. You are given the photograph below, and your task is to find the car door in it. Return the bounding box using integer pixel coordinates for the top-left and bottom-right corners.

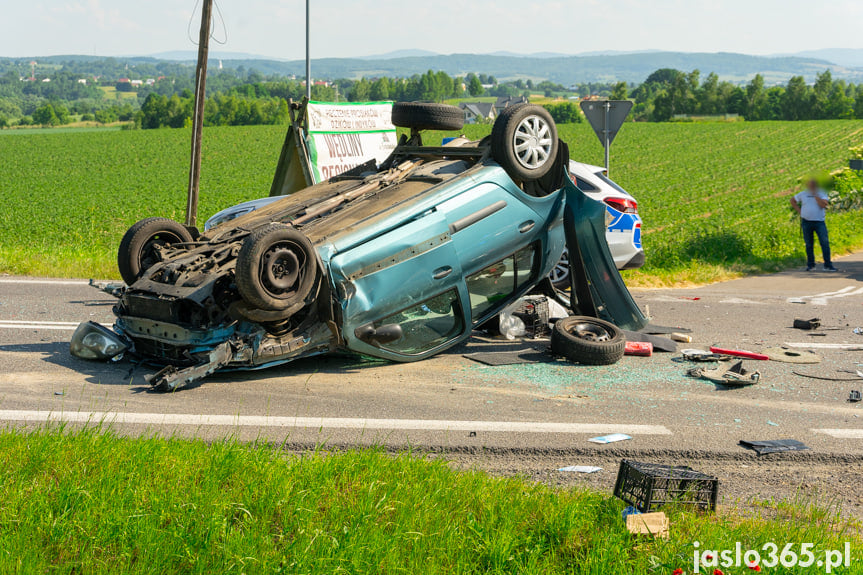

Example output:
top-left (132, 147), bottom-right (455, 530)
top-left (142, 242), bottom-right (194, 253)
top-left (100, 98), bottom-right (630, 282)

top-left (328, 209), bottom-right (470, 361)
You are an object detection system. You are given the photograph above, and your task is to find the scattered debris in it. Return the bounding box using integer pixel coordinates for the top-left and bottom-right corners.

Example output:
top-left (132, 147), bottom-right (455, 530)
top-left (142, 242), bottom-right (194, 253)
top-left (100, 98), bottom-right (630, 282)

top-left (679, 349), bottom-right (726, 362)
top-left (766, 420), bottom-right (779, 427)
top-left (641, 325), bottom-right (692, 335)
top-left (788, 298), bottom-right (807, 304)
top-left (670, 333), bottom-right (693, 343)
top-left (623, 330), bottom-right (677, 352)
top-left (688, 360), bottom-right (760, 387)
top-left (763, 347), bottom-right (820, 364)
top-left (784, 342), bottom-right (863, 350)
top-left (624, 341), bottom-right (653, 356)
top-left (614, 459), bottom-right (719, 512)
top-left (739, 439), bottom-right (809, 455)
top-left (54, 391), bottom-right (64, 396)
top-left (849, 391), bottom-right (861, 403)
top-left (588, 433), bottom-right (631, 444)
top-left (626, 511), bottom-right (670, 539)
top-left (468, 431), bottom-right (477, 437)
top-left (792, 371), bottom-right (863, 381)
top-left (558, 465), bottom-right (602, 473)
top-left (463, 349), bottom-right (549, 366)
top-left (678, 296), bottom-right (701, 301)
top-left (855, 328), bottom-right (863, 336)
top-left (709, 347), bottom-right (769, 361)
top-left (793, 317), bottom-right (821, 330)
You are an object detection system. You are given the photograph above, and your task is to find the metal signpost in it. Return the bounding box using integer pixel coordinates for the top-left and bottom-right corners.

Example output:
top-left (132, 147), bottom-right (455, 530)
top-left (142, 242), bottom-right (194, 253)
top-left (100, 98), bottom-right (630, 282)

top-left (580, 99), bottom-right (633, 176)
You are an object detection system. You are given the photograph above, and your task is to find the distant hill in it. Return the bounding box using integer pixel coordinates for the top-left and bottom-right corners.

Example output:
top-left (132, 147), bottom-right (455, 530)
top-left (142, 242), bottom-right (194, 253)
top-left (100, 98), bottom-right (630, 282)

top-left (213, 51), bottom-right (862, 84)
top-left (784, 49), bottom-right (863, 69)
top-left (7, 50), bottom-right (863, 85)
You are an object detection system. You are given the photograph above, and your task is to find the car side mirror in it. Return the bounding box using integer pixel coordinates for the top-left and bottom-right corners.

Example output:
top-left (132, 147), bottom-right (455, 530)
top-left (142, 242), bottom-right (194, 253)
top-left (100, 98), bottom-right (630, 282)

top-left (354, 323), bottom-right (403, 346)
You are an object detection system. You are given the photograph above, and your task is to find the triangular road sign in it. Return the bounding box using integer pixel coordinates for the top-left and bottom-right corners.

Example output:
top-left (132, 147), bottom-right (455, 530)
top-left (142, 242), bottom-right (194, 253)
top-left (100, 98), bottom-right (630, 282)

top-left (580, 100), bottom-right (633, 147)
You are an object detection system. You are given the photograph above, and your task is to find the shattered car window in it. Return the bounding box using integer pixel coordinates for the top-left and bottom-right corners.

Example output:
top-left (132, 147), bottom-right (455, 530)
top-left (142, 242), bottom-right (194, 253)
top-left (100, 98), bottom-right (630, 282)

top-left (467, 245), bottom-right (536, 322)
top-left (373, 289), bottom-right (463, 355)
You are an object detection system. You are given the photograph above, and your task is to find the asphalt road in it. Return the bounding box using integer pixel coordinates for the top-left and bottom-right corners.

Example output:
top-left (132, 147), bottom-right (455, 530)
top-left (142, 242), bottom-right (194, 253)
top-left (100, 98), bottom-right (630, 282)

top-left (1, 253), bottom-right (862, 514)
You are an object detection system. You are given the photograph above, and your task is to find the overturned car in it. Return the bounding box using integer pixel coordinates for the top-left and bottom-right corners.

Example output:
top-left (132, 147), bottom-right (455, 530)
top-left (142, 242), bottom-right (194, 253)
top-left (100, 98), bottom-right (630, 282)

top-left (72, 102), bottom-right (646, 390)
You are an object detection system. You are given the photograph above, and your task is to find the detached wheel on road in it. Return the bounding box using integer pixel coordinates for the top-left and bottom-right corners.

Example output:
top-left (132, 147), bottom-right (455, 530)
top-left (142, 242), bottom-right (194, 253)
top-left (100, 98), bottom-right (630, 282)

top-left (118, 217), bottom-right (193, 286)
top-left (235, 223), bottom-right (318, 312)
top-left (391, 102), bottom-right (465, 132)
top-left (551, 316), bottom-right (625, 365)
top-left (492, 103), bottom-right (559, 182)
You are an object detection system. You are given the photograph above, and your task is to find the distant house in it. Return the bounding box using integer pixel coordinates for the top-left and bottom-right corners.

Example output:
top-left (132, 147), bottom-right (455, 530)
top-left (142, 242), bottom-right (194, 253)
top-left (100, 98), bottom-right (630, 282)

top-left (459, 102), bottom-right (495, 124)
top-left (130, 79), bottom-right (143, 87)
top-left (493, 96), bottom-right (528, 115)
top-left (77, 78), bottom-right (87, 85)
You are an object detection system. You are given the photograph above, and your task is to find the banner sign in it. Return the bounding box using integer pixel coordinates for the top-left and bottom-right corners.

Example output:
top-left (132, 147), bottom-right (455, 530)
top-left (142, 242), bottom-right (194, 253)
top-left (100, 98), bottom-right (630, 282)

top-left (306, 101), bottom-right (397, 182)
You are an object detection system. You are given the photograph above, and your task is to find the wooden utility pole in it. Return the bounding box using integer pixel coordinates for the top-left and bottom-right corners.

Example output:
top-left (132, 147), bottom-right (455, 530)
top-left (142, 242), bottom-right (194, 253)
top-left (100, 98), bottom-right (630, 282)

top-left (185, 0), bottom-right (214, 228)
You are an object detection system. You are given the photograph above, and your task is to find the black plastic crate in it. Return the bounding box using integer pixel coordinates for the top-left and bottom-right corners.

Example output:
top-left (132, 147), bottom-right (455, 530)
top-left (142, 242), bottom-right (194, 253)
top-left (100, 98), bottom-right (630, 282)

top-left (512, 296), bottom-right (550, 338)
top-left (614, 459), bottom-right (719, 512)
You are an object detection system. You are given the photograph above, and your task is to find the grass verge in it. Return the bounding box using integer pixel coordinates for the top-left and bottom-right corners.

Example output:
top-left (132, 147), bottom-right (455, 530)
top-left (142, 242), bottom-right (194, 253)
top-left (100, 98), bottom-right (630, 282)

top-left (0, 428), bottom-right (859, 574)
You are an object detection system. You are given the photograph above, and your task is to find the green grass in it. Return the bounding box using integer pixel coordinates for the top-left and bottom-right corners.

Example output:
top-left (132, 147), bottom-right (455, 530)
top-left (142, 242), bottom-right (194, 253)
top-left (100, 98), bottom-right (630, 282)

top-left (0, 428), bottom-right (859, 574)
top-left (1, 121), bottom-right (862, 283)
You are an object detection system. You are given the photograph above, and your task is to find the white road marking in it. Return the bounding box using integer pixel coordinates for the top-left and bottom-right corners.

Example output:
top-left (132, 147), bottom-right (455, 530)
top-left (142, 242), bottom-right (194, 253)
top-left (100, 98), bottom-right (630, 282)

top-left (787, 286), bottom-right (863, 306)
top-left (0, 279), bottom-right (90, 285)
top-left (814, 429), bottom-right (863, 439)
top-left (0, 410), bottom-right (673, 435)
top-left (0, 321), bottom-right (109, 331)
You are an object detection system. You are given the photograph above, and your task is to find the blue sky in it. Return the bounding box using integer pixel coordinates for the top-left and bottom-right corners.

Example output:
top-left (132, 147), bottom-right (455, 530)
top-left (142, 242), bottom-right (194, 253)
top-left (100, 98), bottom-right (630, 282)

top-left (1, 0), bottom-right (860, 59)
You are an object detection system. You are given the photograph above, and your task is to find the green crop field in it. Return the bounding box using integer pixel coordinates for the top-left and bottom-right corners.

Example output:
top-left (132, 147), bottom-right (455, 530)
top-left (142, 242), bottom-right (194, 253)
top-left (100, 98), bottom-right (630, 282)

top-left (1, 120), bottom-right (861, 283)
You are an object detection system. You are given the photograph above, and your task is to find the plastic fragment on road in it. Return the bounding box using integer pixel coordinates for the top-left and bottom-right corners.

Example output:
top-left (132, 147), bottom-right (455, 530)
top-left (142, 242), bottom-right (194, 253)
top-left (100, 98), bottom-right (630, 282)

top-left (849, 391), bottom-right (862, 403)
top-left (687, 360), bottom-right (760, 387)
top-left (763, 347), bottom-right (820, 364)
top-left (766, 420), bottom-right (779, 427)
top-left (679, 349), bottom-right (725, 362)
top-left (739, 439), bottom-right (809, 455)
top-left (709, 347), bottom-right (769, 361)
top-left (793, 317), bottom-right (821, 330)
top-left (678, 296), bottom-right (701, 301)
top-left (670, 333), bottom-right (692, 343)
top-left (625, 512), bottom-right (670, 539)
top-left (588, 433), bottom-right (631, 444)
top-left (624, 341), bottom-right (653, 356)
top-left (558, 465), bottom-right (602, 473)
top-left (855, 327), bottom-right (863, 335)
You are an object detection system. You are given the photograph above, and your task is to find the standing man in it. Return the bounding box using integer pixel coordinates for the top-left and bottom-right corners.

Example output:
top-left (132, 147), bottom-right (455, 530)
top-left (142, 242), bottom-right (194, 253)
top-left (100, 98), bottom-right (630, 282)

top-left (790, 179), bottom-right (837, 272)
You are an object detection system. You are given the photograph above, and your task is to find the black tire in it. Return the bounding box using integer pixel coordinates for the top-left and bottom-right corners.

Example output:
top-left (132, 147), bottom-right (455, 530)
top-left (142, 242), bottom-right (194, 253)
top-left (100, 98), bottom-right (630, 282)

top-left (235, 223), bottom-right (318, 312)
top-left (117, 217), bottom-right (193, 286)
top-left (551, 316), bottom-right (625, 365)
top-left (391, 102), bottom-right (464, 131)
top-left (492, 104), bottom-right (559, 182)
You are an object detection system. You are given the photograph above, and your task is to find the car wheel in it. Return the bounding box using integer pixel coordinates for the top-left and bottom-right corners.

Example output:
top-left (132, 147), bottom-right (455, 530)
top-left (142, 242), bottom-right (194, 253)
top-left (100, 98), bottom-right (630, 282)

top-left (551, 316), bottom-right (625, 365)
top-left (549, 248), bottom-right (570, 290)
top-left (492, 104), bottom-right (559, 182)
top-left (117, 217), bottom-right (193, 286)
top-left (391, 102), bottom-right (465, 132)
top-left (235, 223), bottom-right (318, 312)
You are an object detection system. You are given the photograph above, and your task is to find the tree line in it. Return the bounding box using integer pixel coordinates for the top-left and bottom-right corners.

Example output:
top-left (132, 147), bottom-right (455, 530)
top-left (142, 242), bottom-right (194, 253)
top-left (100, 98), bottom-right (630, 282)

top-left (2, 63), bottom-right (863, 129)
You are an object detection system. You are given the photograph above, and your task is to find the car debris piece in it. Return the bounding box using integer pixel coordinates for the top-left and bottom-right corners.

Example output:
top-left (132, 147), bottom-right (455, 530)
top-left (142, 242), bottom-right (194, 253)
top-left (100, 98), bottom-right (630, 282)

top-left (793, 317), bottom-right (821, 330)
top-left (738, 439), bottom-right (809, 456)
top-left (640, 325), bottom-right (692, 335)
top-left (849, 391), bottom-right (862, 403)
top-left (624, 341), bottom-right (653, 356)
top-left (763, 347), bottom-right (820, 364)
top-left (709, 347), bottom-right (769, 361)
top-left (687, 361), bottom-right (760, 387)
top-left (792, 371), bottom-right (863, 381)
top-left (625, 512), bottom-right (670, 539)
top-left (70, 321), bottom-right (129, 361)
top-left (679, 349), bottom-right (726, 362)
top-left (614, 459), bottom-right (719, 512)
top-left (462, 348), bottom-right (549, 366)
top-left (669, 333), bottom-right (693, 343)
top-left (623, 330), bottom-right (677, 352)
top-left (558, 465), bottom-right (602, 473)
top-left (854, 327), bottom-right (863, 336)
top-left (588, 433), bottom-right (631, 444)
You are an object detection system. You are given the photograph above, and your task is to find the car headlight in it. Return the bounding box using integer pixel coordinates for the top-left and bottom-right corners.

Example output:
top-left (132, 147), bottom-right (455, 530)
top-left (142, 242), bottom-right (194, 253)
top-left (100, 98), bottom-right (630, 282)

top-left (70, 321), bottom-right (129, 361)
top-left (204, 207), bottom-right (255, 231)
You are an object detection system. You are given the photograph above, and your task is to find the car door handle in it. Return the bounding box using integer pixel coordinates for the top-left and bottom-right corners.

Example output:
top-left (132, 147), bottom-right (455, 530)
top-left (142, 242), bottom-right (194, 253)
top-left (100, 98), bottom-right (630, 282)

top-left (519, 220), bottom-right (535, 233)
top-left (433, 266), bottom-right (453, 279)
